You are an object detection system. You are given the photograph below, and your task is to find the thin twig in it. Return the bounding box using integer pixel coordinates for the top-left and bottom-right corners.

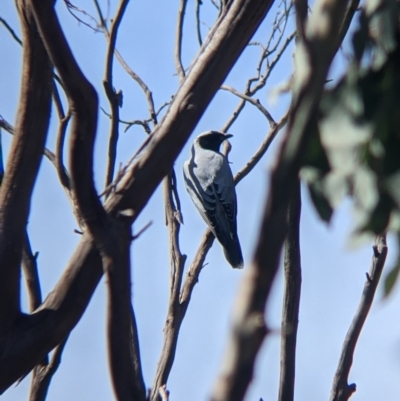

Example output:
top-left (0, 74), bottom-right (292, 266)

top-left (0, 117), bottom-right (57, 166)
top-left (175, 0), bottom-right (188, 81)
top-left (329, 235), bottom-right (388, 401)
top-left (0, 17), bottom-right (23, 45)
top-left (234, 111), bottom-right (288, 184)
top-left (220, 85), bottom-right (276, 126)
top-left (64, 0), bottom-right (103, 32)
top-left (221, 16), bottom-right (295, 133)
top-left (22, 232), bottom-right (42, 314)
top-left (52, 81), bottom-right (72, 191)
top-left (195, 0), bottom-right (203, 46)
top-left (103, 0), bottom-right (130, 189)
top-left (93, 2), bottom-right (158, 126)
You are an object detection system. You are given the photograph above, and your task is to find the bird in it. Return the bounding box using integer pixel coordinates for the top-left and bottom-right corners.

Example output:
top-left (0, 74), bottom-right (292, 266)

top-left (183, 131), bottom-right (243, 268)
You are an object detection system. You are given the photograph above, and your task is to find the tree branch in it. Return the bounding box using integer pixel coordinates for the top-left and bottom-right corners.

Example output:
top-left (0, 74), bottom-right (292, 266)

top-left (31, 2), bottom-right (147, 400)
top-left (210, 1), bottom-right (350, 400)
top-left (0, 0), bottom-right (278, 392)
top-left (0, 0), bottom-right (52, 331)
top-left (220, 85), bottom-right (276, 125)
top-left (28, 336), bottom-right (69, 401)
top-left (105, 219), bottom-right (146, 401)
top-left (195, 0), bottom-right (203, 46)
top-left (22, 231), bottom-right (42, 313)
top-left (278, 180), bottom-right (302, 401)
top-left (93, 3), bottom-right (158, 126)
top-left (175, 0), bottom-right (188, 81)
top-left (103, 0), bottom-right (130, 189)
top-left (150, 171), bottom-right (187, 401)
top-left (329, 235), bottom-right (388, 401)
top-left (151, 113), bottom-right (287, 399)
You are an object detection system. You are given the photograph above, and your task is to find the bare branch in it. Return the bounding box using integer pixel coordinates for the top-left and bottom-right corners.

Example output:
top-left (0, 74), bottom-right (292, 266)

top-left (221, 11), bottom-right (295, 133)
top-left (21, 231), bottom-right (68, 401)
top-left (150, 171), bottom-right (187, 401)
top-left (0, 17), bottom-right (23, 45)
top-left (234, 111), bottom-right (288, 185)
top-left (159, 385), bottom-right (170, 401)
top-left (0, 117), bottom-right (57, 173)
top-left (195, 0), bottom-right (203, 46)
top-left (31, 3), bottom-right (146, 400)
top-left (220, 85), bottom-right (276, 125)
top-left (278, 180), bottom-right (302, 401)
top-left (64, 0), bottom-right (102, 32)
top-left (28, 337), bottom-right (69, 401)
top-left (93, 3), bottom-right (158, 125)
top-left (103, 0), bottom-right (130, 188)
top-left (0, 0), bottom-right (52, 330)
top-left (330, 235), bottom-right (388, 401)
top-left (0, 0), bottom-right (277, 391)
top-left (105, 220), bottom-right (146, 401)
top-left (210, 1), bottom-right (351, 400)
top-left (175, 0), bottom-right (188, 81)
top-left (52, 82), bottom-right (72, 192)
top-left (22, 232), bottom-right (42, 313)
top-left (30, 0), bottom-right (106, 239)
top-left (152, 112), bottom-right (287, 400)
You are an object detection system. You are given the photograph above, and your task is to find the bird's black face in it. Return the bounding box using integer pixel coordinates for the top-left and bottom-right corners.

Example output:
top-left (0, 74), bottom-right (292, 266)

top-left (197, 132), bottom-right (232, 152)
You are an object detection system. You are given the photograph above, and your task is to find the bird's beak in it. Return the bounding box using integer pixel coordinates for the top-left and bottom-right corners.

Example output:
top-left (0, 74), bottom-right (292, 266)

top-left (223, 133), bottom-right (233, 140)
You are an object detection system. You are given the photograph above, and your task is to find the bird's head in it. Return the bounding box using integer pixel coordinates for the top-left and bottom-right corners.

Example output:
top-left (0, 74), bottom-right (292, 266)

top-left (195, 131), bottom-right (233, 152)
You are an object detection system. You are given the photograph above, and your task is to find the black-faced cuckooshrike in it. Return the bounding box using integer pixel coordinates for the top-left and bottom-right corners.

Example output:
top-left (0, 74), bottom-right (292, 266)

top-left (183, 131), bottom-right (243, 268)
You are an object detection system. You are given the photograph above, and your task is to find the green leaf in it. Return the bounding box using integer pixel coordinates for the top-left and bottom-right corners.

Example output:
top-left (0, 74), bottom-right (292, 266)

top-left (307, 180), bottom-right (333, 223)
top-left (384, 258), bottom-right (400, 298)
top-left (319, 79), bottom-right (373, 176)
top-left (357, 192), bottom-right (394, 234)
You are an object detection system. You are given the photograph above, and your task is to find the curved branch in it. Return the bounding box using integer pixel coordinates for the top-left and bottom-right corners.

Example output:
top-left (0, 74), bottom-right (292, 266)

top-left (103, 0), bottom-right (130, 188)
top-left (221, 84), bottom-right (276, 125)
top-left (0, 0), bottom-right (52, 330)
top-left (329, 235), bottom-right (387, 401)
top-left (31, 3), bottom-right (147, 400)
top-left (30, 0), bottom-right (105, 233)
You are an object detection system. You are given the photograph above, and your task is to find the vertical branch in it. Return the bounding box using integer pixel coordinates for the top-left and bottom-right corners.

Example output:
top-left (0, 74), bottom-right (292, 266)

top-left (210, 1), bottom-right (350, 400)
top-left (22, 229), bottom-right (69, 401)
top-left (52, 81), bottom-right (72, 192)
top-left (22, 232), bottom-right (43, 312)
top-left (28, 337), bottom-right (69, 401)
top-left (151, 171), bottom-right (187, 401)
top-left (329, 235), bottom-right (388, 401)
top-left (175, 0), bottom-right (188, 81)
top-left (278, 180), bottom-right (302, 401)
top-left (153, 1), bottom-right (189, 391)
top-left (152, 116), bottom-right (287, 401)
top-left (0, 0), bottom-right (52, 330)
top-left (106, 220), bottom-right (146, 401)
top-left (30, 2), bottom-right (145, 401)
top-left (103, 0), bottom-right (130, 189)
top-left (195, 0), bottom-right (203, 47)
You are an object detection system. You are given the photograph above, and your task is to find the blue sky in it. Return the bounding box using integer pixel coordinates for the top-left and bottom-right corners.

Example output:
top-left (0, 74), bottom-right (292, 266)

top-left (1, 1), bottom-right (400, 401)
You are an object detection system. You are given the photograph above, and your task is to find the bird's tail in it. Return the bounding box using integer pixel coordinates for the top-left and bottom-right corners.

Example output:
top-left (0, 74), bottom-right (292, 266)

top-left (223, 236), bottom-right (243, 269)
